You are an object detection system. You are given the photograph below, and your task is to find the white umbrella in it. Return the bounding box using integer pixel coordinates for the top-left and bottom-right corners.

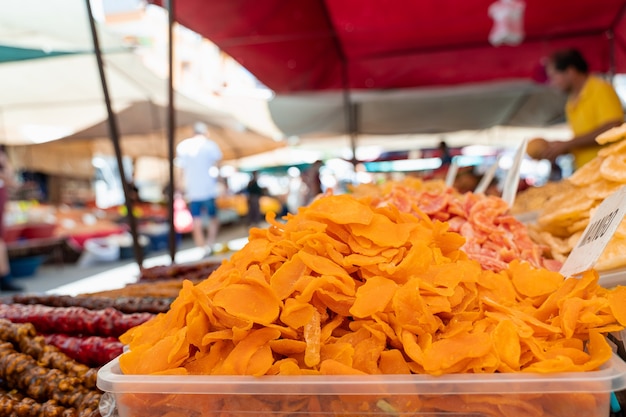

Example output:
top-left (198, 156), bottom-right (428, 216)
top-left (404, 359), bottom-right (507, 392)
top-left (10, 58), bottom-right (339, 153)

top-left (0, 0), bottom-right (246, 145)
top-left (0, 0), bottom-right (121, 52)
top-left (0, 0), bottom-right (281, 265)
top-left (0, 48), bottom-right (246, 145)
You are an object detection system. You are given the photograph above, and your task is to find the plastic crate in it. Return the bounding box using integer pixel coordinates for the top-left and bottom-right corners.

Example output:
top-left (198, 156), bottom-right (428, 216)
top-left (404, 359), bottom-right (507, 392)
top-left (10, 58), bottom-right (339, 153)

top-left (146, 232), bottom-right (181, 252)
top-left (97, 354), bottom-right (626, 417)
top-left (9, 255), bottom-right (45, 277)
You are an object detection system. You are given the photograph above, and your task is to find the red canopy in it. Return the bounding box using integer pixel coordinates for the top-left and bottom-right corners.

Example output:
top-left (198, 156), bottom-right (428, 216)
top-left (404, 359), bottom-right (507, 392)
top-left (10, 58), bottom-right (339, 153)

top-left (160, 0), bottom-right (626, 93)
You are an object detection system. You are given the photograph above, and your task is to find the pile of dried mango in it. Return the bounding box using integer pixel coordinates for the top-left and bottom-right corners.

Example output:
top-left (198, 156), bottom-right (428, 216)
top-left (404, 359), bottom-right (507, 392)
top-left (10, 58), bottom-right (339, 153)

top-left (116, 187), bottom-right (626, 416)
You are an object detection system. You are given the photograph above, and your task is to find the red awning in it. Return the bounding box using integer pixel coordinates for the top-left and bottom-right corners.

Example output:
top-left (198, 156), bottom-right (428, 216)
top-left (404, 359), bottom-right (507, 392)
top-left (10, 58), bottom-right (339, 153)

top-left (157, 0), bottom-right (626, 93)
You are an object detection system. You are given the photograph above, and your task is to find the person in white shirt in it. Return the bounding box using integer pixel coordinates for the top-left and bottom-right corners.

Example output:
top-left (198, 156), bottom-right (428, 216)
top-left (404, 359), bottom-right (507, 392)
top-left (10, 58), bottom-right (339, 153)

top-left (176, 122), bottom-right (223, 256)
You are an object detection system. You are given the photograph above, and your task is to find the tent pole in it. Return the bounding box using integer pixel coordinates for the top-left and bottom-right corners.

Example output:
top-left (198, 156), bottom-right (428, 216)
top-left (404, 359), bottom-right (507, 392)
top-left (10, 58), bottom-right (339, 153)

top-left (349, 103), bottom-right (358, 166)
top-left (340, 66), bottom-right (357, 166)
top-left (84, 0), bottom-right (144, 267)
top-left (166, 0), bottom-right (177, 264)
top-left (338, 45), bottom-right (357, 166)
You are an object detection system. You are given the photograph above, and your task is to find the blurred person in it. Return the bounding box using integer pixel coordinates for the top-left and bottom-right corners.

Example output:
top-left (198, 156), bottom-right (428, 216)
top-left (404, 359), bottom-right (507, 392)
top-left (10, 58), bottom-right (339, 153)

top-left (176, 122), bottom-right (223, 256)
top-left (302, 160), bottom-right (323, 205)
top-left (245, 171), bottom-right (266, 226)
top-left (438, 139), bottom-right (453, 166)
top-left (537, 48), bottom-right (624, 170)
top-left (0, 146), bottom-right (21, 292)
top-left (549, 160), bottom-right (563, 182)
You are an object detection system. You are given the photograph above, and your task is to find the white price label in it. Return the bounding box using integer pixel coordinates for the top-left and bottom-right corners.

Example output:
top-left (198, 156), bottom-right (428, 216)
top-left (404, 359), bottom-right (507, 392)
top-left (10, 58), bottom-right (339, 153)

top-left (474, 156), bottom-right (501, 194)
top-left (501, 139), bottom-right (528, 207)
top-left (559, 186), bottom-right (626, 277)
top-left (445, 159), bottom-right (459, 188)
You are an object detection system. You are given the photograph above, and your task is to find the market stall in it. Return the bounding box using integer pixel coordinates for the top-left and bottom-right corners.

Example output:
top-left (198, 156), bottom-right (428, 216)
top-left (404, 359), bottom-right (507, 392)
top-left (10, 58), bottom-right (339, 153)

top-left (0, 170), bottom-right (625, 416)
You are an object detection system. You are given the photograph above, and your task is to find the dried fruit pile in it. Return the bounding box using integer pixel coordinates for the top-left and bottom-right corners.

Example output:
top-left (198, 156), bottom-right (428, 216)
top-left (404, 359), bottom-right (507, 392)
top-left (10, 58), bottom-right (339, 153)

top-left (8, 293), bottom-right (173, 314)
top-left (120, 190), bottom-right (626, 377)
top-left (530, 138), bottom-right (626, 270)
top-left (0, 304), bottom-right (152, 337)
top-left (0, 303), bottom-right (153, 367)
top-left (350, 178), bottom-right (561, 272)
top-left (0, 319), bottom-right (101, 417)
top-left (137, 260), bottom-right (221, 283)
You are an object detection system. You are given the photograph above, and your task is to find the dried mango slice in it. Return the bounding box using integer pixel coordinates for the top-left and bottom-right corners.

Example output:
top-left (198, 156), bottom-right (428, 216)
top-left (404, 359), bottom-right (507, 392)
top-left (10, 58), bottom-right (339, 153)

top-left (280, 298), bottom-right (316, 329)
top-left (307, 194), bottom-right (373, 225)
top-left (352, 335), bottom-right (386, 374)
top-left (200, 329), bottom-right (233, 345)
top-left (298, 250), bottom-right (354, 286)
top-left (583, 330), bottom-right (614, 371)
top-left (567, 156), bottom-right (604, 186)
top-left (320, 342), bottom-right (354, 367)
top-left (509, 260), bottom-right (562, 298)
top-left (214, 327), bottom-right (281, 375)
top-left (316, 289), bottom-right (354, 316)
top-left (378, 349), bottom-right (411, 374)
top-left (120, 327), bottom-right (189, 374)
top-left (319, 359), bottom-right (367, 375)
top-left (270, 253), bottom-right (310, 300)
top-left (184, 340), bottom-right (232, 375)
top-left (600, 153), bottom-right (626, 182)
top-left (349, 276), bottom-right (397, 318)
top-left (349, 212), bottom-right (415, 248)
top-left (422, 332), bottom-right (493, 374)
top-left (608, 286), bottom-right (626, 325)
top-left (493, 319), bottom-right (521, 371)
top-left (185, 304), bottom-right (211, 348)
top-left (213, 282), bottom-right (280, 325)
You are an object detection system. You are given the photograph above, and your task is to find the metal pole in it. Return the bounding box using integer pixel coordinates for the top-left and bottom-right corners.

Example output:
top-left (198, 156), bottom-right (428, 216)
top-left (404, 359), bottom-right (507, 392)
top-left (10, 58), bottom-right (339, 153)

top-left (340, 65), bottom-right (358, 167)
top-left (166, 0), bottom-right (177, 263)
top-left (84, 0), bottom-right (143, 266)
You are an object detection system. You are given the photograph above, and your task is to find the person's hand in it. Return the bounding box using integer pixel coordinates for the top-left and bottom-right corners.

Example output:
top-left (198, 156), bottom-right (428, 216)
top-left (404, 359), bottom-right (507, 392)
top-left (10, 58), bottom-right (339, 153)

top-left (539, 140), bottom-right (570, 161)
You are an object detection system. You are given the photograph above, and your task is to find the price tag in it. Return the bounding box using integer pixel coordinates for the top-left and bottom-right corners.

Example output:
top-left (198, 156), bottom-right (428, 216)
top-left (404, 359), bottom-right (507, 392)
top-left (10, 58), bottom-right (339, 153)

top-left (444, 158), bottom-right (459, 188)
top-left (559, 186), bottom-right (626, 277)
top-left (501, 138), bottom-right (528, 207)
top-left (474, 156), bottom-right (501, 194)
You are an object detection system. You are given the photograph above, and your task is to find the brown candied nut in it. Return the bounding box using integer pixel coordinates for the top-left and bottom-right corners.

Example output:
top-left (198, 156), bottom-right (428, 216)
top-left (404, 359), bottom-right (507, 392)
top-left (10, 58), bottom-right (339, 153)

top-left (38, 345), bottom-right (98, 389)
top-left (0, 318), bottom-right (37, 342)
top-left (0, 388), bottom-right (79, 417)
top-left (0, 343), bottom-right (101, 412)
top-left (78, 409), bottom-right (102, 417)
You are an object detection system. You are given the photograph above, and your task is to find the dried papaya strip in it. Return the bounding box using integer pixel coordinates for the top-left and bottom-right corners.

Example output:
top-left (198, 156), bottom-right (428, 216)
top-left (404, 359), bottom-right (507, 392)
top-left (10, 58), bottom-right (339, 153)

top-left (303, 309), bottom-right (321, 368)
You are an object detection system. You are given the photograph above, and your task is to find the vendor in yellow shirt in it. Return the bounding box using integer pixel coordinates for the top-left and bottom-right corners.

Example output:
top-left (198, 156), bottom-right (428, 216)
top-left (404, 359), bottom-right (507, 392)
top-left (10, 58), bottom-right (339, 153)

top-left (539, 48), bottom-right (624, 170)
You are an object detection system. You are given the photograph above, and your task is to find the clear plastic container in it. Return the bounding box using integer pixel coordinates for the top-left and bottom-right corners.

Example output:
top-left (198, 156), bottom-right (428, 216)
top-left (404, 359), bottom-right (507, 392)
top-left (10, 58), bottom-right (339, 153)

top-left (599, 266), bottom-right (626, 289)
top-left (97, 354), bottom-right (626, 416)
